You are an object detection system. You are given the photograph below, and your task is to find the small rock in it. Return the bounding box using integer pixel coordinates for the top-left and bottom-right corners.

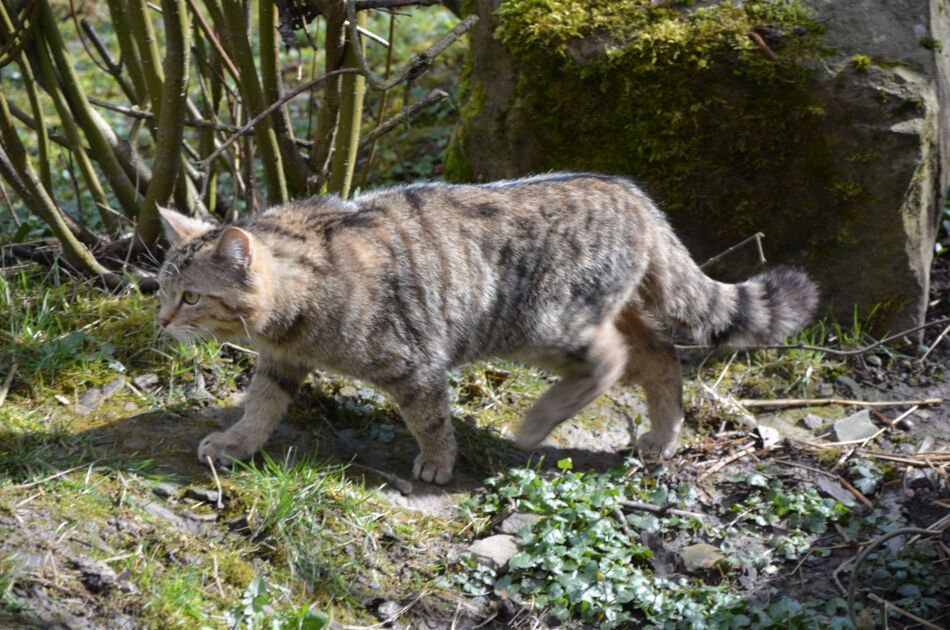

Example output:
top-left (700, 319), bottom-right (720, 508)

top-left (101, 376), bottom-right (125, 399)
top-left (72, 555), bottom-right (117, 593)
top-left (679, 543), bottom-right (724, 572)
top-left (498, 512), bottom-right (541, 535)
top-left (801, 414), bottom-right (824, 430)
top-left (756, 425), bottom-right (782, 448)
top-left (133, 373), bottom-right (160, 389)
top-left (339, 386), bottom-right (359, 398)
top-left (185, 487), bottom-right (222, 505)
top-left (181, 509), bottom-right (219, 522)
top-left (144, 502), bottom-right (200, 534)
top-left (467, 534), bottom-right (520, 571)
top-left (865, 354), bottom-right (882, 367)
top-left (816, 477), bottom-right (857, 508)
top-left (75, 387), bottom-right (104, 415)
top-left (152, 482), bottom-right (182, 499)
top-left (834, 375), bottom-right (863, 398)
top-left (375, 599), bottom-right (402, 621)
top-left (833, 409), bottom-right (878, 442)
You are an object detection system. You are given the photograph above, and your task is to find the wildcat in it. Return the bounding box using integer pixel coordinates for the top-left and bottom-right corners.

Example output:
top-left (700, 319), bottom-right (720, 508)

top-left (157, 173), bottom-right (818, 484)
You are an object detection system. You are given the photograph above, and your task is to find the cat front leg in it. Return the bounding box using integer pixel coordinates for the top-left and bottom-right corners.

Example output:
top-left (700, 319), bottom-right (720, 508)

top-left (198, 355), bottom-right (309, 468)
top-left (390, 377), bottom-right (457, 485)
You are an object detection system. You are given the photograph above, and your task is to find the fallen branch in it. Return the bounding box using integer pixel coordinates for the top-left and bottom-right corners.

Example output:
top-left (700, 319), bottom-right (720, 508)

top-left (618, 499), bottom-right (707, 520)
top-left (698, 443), bottom-right (760, 480)
top-left (917, 320), bottom-right (950, 364)
top-left (737, 397), bottom-right (942, 410)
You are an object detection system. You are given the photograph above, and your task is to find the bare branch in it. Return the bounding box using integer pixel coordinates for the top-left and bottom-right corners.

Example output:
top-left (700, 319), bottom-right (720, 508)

top-left (346, 0), bottom-right (477, 91)
top-left (358, 88), bottom-right (448, 147)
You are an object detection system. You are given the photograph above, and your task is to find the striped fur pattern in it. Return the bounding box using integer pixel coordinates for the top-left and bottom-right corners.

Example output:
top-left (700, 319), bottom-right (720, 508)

top-left (157, 173), bottom-right (818, 484)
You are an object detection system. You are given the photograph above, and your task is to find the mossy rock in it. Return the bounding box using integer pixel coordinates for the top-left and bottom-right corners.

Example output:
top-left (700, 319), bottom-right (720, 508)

top-left (446, 0), bottom-right (947, 332)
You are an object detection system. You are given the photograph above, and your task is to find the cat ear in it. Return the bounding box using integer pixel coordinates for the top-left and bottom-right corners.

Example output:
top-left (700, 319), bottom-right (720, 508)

top-left (214, 227), bottom-right (254, 269)
top-left (159, 207), bottom-right (213, 246)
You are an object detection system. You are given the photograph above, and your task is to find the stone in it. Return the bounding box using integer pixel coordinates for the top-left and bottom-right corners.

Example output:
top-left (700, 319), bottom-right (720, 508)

top-left (801, 413), bottom-right (825, 430)
top-left (101, 376), bottom-right (125, 398)
top-left (834, 409), bottom-right (879, 442)
top-left (72, 555), bottom-right (117, 593)
top-left (75, 387), bottom-right (103, 415)
top-left (185, 487), bottom-right (222, 505)
top-left (448, 0), bottom-right (948, 331)
top-left (679, 543), bottom-right (725, 572)
top-left (816, 477), bottom-right (858, 507)
top-left (133, 373), bottom-right (160, 389)
top-left (498, 512), bottom-right (541, 535)
top-left (835, 375), bottom-right (863, 398)
top-left (152, 482), bottom-right (182, 499)
top-left (467, 534), bottom-right (520, 570)
top-left (756, 425), bottom-right (783, 449)
top-left (143, 502), bottom-right (201, 534)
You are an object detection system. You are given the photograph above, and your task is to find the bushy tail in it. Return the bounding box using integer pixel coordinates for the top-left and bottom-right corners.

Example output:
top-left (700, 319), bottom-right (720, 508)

top-left (655, 264), bottom-right (819, 347)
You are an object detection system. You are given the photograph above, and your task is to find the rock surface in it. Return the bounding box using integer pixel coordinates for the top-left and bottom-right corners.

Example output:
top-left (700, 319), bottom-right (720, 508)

top-left (834, 409), bottom-right (879, 442)
top-left (679, 543), bottom-right (726, 572)
top-left (467, 534), bottom-right (520, 570)
top-left (447, 0), bottom-right (947, 330)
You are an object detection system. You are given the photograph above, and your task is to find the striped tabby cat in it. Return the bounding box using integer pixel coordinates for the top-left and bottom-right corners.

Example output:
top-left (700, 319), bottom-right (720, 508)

top-left (157, 173), bottom-right (817, 484)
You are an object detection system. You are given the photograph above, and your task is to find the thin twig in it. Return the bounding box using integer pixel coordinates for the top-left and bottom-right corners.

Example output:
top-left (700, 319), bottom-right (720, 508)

top-left (358, 88), bottom-right (448, 148)
top-left (737, 397), bottom-right (942, 410)
top-left (346, 0), bottom-right (477, 92)
top-left (866, 594), bottom-right (945, 630)
top-left (2, 464), bottom-right (92, 491)
top-left (699, 232), bottom-right (766, 269)
top-left (917, 321), bottom-right (950, 364)
top-left (197, 68), bottom-right (362, 169)
top-left (618, 499), bottom-right (707, 520)
top-left (206, 456), bottom-right (225, 510)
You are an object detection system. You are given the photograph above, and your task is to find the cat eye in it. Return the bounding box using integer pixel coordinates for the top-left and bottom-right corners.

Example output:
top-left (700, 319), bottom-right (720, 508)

top-left (182, 290), bottom-right (200, 305)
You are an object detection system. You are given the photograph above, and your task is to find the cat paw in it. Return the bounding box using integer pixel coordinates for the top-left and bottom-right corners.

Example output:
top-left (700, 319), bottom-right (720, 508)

top-left (198, 431), bottom-right (255, 469)
top-left (636, 430), bottom-right (678, 459)
top-left (513, 418), bottom-right (553, 450)
top-left (412, 452), bottom-right (454, 485)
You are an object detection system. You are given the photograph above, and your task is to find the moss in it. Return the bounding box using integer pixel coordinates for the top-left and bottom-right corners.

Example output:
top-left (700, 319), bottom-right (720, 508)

top-left (458, 0), bottom-right (864, 282)
top-left (850, 54), bottom-right (872, 71)
top-left (919, 36), bottom-right (943, 52)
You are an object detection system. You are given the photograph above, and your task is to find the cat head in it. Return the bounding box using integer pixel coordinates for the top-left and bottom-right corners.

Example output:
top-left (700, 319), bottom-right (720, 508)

top-left (156, 208), bottom-right (273, 343)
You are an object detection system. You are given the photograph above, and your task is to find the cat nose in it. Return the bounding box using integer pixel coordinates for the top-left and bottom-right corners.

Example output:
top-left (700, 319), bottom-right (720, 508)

top-left (158, 317), bottom-right (170, 328)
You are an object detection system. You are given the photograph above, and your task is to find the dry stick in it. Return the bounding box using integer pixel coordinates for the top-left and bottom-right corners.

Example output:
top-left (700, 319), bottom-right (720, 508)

top-left (917, 321), bottom-right (950, 364)
top-left (618, 499), bottom-right (707, 520)
top-left (0, 360), bottom-right (16, 407)
top-left (835, 475), bottom-right (874, 509)
top-left (678, 316), bottom-right (950, 356)
top-left (205, 456), bottom-right (225, 510)
top-left (197, 68), bottom-right (362, 170)
top-left (699, 232), bottom-right (766, 269)
top-left (2, 464), bottom-right (91, 491)
top-left (866, 593), bottom-right (945, 630)
top-left (738, 397), bottom-right (942, 410)
top-left (698, 444), bottom-right (760, 480)
top-left (355, 0), bottom-right (442, 9)
top-left (346, 0), bottom-right (478, 91)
